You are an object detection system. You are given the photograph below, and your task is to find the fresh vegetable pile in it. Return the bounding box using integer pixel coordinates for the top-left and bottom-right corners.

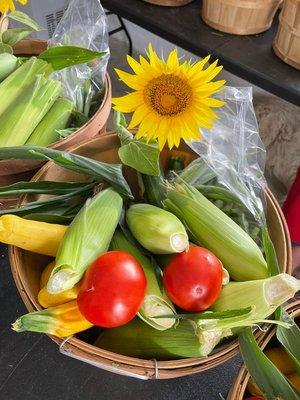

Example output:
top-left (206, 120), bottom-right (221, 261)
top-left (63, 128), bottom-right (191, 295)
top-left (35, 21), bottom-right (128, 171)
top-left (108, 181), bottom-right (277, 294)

top-left (0, 20), bottom-right (298, 395)
top-left (0, 113), bottom-right (298, 368)
top-left (0, 10), bottom-right (106, 147)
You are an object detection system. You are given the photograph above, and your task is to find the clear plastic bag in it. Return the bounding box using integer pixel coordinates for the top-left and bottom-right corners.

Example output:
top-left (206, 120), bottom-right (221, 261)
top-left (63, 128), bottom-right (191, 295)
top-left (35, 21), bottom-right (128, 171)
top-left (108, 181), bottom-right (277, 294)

top-left (48, 0), bottom-right (109, 113)
top-left (187, 86), bottom-right (267, 228)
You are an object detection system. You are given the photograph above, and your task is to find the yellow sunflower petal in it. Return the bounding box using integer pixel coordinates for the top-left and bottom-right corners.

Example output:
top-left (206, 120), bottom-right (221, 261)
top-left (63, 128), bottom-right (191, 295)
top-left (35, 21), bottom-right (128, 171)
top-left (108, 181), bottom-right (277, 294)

top-left (193, 104), bottom-right (218, 119)
top-left (126, 55), bottom-right (144, 75)
top-left (186, 55), bottom-right (211, 78)
top-left (128, 105), bottom-right (151, 129)
top-left (195, 80), bottom-right (226, 96)
top-left (114, 69), bottom-right (144, 90)
top-left (147, 44), bottom-right (164, 71)
top-left (112, 92), bottom-right (143, 113)
top-left (166, 48), bottom-right (179, 70)
top-left (201, 97), bottom-right (225, 107)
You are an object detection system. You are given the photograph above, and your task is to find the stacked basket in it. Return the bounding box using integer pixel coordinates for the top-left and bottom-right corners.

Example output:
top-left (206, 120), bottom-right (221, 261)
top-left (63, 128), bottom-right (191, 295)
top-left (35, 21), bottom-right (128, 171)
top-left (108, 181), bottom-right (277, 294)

top-left (227, 299), bottom-right (300, 399)
top-left (9, 133), bottom-right (292, 379)
top-left (273, 0), bottom-right (300, 70)
top-left (0, 40), bottom-right (111, 198)
top-left (201, 0), bottom-right (282, 35)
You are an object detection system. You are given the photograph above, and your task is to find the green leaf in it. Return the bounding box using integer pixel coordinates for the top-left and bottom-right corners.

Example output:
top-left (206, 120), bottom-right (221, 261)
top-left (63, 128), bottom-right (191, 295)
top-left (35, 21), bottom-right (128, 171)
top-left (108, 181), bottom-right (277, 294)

top-left (0, 146), bottom-right (132, 198)
top-left (0, 43), bottom-right (13, 54)
top-left (153, 307), bottom-right (253, 320)
top-left (118, 140), bottom-right (160, 176)
top-left (262, 225), bottom-right (280, 277)
top-left (0, 183), bottom-right (94, 217)
top-left (24, 213), bottom-right (73, 225)
top-left (2, 28), bottom-right (33, 46)
top-left (0, 181), bottom-right (93, 197)
top-left (71, 110), bottom-right (89, 128)
top-left (7, 11), bottom-right (44, 31)
top-left (277, 310), bottom-right (300, 373)
top-left (114, 111), bottom-right (160, 176)
top-left (57, 127), bottom-right (77, 139)
top-left (38, 46), bottom-right (106, 71)
top-left (114, 111), bottom-right (132, 145)
top-left (239, 328), bottom-right (300, 400)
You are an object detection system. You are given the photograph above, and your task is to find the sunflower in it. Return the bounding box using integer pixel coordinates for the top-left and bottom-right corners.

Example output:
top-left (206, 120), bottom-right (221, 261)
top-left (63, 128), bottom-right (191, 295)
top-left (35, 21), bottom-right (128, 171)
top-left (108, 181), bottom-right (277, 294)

top-left (0, 0), bottom-right (27, 14)
top-left (113, 44), bottom-right (225, 150)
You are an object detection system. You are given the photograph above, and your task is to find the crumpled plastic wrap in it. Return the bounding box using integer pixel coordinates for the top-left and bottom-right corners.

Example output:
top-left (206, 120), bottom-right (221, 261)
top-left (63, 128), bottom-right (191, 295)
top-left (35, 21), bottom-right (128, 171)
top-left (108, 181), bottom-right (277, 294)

top-left (48, 0), bottom-right (109, 113)
top-left (187, 86), bottom-right (267, 226)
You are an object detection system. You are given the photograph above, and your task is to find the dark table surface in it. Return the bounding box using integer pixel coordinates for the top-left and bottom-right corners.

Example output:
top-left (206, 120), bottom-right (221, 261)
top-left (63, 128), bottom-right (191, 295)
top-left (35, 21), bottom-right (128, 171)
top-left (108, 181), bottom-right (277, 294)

top-left (102, 0), bottom-right (300, 106)
top-left (0, 243), bottom-right (243, 399)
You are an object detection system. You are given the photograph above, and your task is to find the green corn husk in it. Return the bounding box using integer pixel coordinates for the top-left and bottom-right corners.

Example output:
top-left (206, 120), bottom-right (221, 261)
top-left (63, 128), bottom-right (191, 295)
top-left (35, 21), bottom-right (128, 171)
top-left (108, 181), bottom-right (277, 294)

top-left (0, 75), bottom-right (61, 147)
top-left (211, 274), bottom-right (300, 321)
top-left (0, 53), bottom-right (18, 82)
top-left (110, 230), bottom-right (176, 330)
top-left (95, 317), bottom-right (224, 359)
top-left (26, 98), bottom-right (74, 146)
top-left (126, 203), bottom-right (189, 254)
top-left (177, 158), bottom-right (216, 186)
top-left (164, 182), bottom-right (268, 281)
top-left (0, 57), bottom-right (52, 117)
top-left (47, 188), bottom-right (123, 293)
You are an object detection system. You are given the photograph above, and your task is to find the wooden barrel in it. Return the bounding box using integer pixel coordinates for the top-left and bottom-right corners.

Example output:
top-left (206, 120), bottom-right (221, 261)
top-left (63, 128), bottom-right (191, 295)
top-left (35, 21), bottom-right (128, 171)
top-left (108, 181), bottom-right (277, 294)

top-left (227, 299), bottom-right (300, 399)
top-left (0, 39), bottom-right (111, 206)
top-left (8, 133), bottom-right (292, 379)
top-left (143, 0), bottom-right (194, 6)
top-left (273, 0), bottom-right (300, 70)
top-left (202, 0), bottom-right (282, 35)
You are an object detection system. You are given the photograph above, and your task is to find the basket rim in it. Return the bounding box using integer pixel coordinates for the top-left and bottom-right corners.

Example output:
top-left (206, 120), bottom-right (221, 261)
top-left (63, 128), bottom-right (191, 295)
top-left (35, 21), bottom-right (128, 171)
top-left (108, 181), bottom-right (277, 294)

top-left (8, 133), bottom-right (293, 374)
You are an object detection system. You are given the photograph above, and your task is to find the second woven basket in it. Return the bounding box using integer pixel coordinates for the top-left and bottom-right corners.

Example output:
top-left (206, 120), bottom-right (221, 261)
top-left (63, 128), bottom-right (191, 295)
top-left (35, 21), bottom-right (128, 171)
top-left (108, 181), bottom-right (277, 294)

top-left (202, 0), bottom-right (282, 35)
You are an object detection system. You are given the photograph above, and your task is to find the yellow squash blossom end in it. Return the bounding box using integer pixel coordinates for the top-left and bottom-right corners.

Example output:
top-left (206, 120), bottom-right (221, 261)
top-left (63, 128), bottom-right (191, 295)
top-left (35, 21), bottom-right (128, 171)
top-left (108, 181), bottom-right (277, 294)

top-left (112, 44), bottom-right (225, 150)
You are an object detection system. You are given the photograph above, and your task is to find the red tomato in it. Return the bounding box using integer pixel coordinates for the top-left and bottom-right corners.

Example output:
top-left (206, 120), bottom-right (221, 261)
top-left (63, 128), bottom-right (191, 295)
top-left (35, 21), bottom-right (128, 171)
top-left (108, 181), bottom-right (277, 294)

top-left (163, 246), bottom-right (223, 312)
top-left (77, 251), bottom-right (147, 328)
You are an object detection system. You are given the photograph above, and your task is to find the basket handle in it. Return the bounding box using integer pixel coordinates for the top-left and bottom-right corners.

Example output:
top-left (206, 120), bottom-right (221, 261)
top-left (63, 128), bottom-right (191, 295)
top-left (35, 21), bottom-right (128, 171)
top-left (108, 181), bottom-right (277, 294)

top-left (59, 337), bottom-right (159, 380)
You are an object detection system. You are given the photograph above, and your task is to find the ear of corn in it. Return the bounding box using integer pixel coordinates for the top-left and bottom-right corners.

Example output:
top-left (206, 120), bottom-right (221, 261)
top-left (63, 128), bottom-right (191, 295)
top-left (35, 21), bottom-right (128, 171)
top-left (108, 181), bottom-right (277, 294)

top-left (0, 53), bottom-right (18, 82)
top-left (38, 262), bottom-right (79, 308)
top-left (126, 204), bottom-right (189, 254)
top-left (211, 274), bottom-right (300, 323)
top-left (0, 74), bottom-right (62, 147)
top-left (110, 230), bottom-right (176, 330)
top-left (47, 188), bottom-right (123, 294)
top-left (26, 98), bottom-right (74, 147)
top-left (0, 215), bottom-right (67, 256)
top-left (0, 57), bottom-right (52, 117)
top-left (12, 300), bottom-right (92, 338)
top-left (164, 182), bottom-right (269, 281)
top-left (95, 317), bottom-right (217, 359)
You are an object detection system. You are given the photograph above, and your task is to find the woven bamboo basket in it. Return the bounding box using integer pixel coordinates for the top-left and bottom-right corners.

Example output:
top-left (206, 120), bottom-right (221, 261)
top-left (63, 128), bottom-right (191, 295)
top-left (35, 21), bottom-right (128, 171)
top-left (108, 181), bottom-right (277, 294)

top-left (0, 39), bottom-right (111, 206)
top-left (227, 299), bottom-right (300, 399)
top-left (273, 0), bottom-right (300, 70)
top-left (143, 0), bottom-right (193, 6)
top-left (202, 0), bottom-right (282, 35)
top-left (9, 133), bottom-right (292, 379)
